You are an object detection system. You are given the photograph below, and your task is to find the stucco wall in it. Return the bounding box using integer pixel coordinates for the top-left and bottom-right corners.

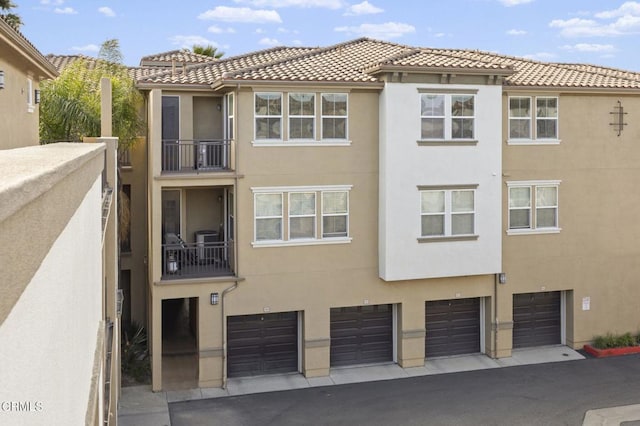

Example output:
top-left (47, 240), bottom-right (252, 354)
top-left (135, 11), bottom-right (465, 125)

top-left (0, 176), bottom-right (102, 425)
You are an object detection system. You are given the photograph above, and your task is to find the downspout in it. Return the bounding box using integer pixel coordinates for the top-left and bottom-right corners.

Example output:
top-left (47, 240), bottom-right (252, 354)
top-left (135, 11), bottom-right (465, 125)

top-left (221, 282), bottom-right (238, 389)
top-left (494, 273), bottom-right (499, 359)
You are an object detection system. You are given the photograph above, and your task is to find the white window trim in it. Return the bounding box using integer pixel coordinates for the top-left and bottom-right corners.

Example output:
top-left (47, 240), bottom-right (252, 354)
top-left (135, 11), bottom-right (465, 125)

top-left (418, 186), bottom-right (478, 240)
top-left (288, 92), bottom-right (315, 142)
top-left (419, 93), bottom-right (476, 142)
top-left (508, 96), bottom-right (560, 145)
top-left (507, 180), bottom-right (561, 235)
top-left (254, 192), bottom-right (283, 242)
top-left (321, 93), bottom-right (349, 141)
top-left (251, 185), bottom-right (353, 247)
top-left (288, 192), bottom-right (316, 241)
top-left (254, 92), bottom-right (283, 142)
top-left (321, 190), bottom-right (349, 239)
top-left (27, 78), bottom-right (34, 113)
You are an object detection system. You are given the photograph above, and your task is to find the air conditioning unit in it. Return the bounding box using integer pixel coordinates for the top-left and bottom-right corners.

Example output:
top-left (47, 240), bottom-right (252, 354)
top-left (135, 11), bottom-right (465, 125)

top-left (197, 143), bottom-right (222, 169)
top-left (195, 230), bottom-right (219, 262)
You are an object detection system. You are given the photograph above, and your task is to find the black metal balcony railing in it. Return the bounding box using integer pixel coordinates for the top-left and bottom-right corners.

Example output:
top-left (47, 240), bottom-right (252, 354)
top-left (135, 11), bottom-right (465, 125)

top-left (162, 139), bottom-right (231, 173)
top-left (162, 241), bottom-right (234, 279)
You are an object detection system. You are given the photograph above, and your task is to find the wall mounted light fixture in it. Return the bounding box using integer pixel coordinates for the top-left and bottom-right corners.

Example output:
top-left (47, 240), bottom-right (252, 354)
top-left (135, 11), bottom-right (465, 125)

top-left (210, 292), bottom-right (219, 305)
top-left (35, 89), bottom-right (40, 104)
top-left (0, 70), bottom-right (5, 89)
top-left (498, 273), bottom-right (507, 284)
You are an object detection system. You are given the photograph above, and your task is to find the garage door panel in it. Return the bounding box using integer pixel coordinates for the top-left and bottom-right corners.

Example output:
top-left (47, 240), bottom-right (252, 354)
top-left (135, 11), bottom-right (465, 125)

top-left (227, 312), bottom-right (298, 378)
top-left (513, 292), bottom-right (561, 349)
top-left (330, 305), bottom-right (393, 367)
top-left (426, 298), bottom-right (480, 358)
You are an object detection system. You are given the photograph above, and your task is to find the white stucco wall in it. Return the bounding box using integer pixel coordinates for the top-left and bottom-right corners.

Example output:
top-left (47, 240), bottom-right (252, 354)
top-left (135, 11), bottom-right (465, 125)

top-left (379, 82), bottom-right (502, 280)
top-left (0, 177), bottom-right (102, 425)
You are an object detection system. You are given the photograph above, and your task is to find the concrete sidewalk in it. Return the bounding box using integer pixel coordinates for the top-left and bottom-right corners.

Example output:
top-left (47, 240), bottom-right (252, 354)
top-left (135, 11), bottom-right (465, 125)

top-left (118, 346), bottom-right (638, 426)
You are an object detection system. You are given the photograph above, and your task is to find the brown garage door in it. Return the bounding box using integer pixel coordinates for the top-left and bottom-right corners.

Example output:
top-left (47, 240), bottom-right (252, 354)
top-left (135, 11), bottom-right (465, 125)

top-left (227, 312), bottom-right (298, 377)
top-left (426, 298), bottom-right (481, 357)
top-left (513, 292), bottom-right (561, 349)
top-left (330, 304), bottom-right (393, 367)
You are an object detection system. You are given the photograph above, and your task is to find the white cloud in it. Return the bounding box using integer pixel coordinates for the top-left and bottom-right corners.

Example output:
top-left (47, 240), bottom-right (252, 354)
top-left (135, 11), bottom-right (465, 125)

top-left (169, 35), bottom-right (219, 49)
top-left (499, 0), bottom-right (533, 6)
top-left (549, 18), bottom-right (620, 37)
top-left (54, 7), bottom-right (77, 14)
top-left (234, 0), bottom-right (344, 9)
top-left (595, 2), bottom-right (640, 19)
top-left (198, 6), bottom-right (282, 23)
top-left (344, 1), bottom-right (383, 16)
top-left (98, 7), bottom-right (116, 17)
top-left (40, 0), bottom-right (64, 5)
top-left (522, 52), bottom-right (556, 61)
top-left (208, 26), bottom-right (236, 34)
top-left (255, 28), bottom-right (265, 34)
top-left (259, 37), bottom-right (280, 46)
top-left (292, 39), bottom-right (303, 45)
top-left (560, 43), bottom-right (616, 53)
top-left (334, 22), bottom-right (415, 39)
top-left (71, 44), bottom-right (99, 52)
top-left (434, 33), bottom-right (446, 38)
top-left (507, 29), bottom-right (527, 36)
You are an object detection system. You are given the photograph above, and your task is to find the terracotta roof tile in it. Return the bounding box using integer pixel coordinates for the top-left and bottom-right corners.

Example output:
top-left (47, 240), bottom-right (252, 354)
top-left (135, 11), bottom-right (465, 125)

top-left (139, 49), bottom-right (215, 67)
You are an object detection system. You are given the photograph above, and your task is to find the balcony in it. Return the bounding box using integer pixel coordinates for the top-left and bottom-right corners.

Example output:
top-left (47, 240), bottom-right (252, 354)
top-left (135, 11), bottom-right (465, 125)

top-left (162, 139), bottom-right (232, 174)
top-left (162, 239), bottom-right (234, 280)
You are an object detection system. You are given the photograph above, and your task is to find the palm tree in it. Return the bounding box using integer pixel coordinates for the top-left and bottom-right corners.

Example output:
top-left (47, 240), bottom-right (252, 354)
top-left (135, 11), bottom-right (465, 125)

top-left (0, 0), bottom-right (22, 29)
top-left (192, 44), bottom-right (224, 59)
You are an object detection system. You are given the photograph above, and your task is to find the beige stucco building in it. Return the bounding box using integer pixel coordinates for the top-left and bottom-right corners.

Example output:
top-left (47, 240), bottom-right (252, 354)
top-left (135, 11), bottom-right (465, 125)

top-left (115, 38), bottom-right (640, 391)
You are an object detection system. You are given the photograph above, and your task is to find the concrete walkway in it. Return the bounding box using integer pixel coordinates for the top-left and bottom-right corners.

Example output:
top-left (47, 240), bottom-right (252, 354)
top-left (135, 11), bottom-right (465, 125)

top-left (118, 346), bottom-right (640, 426)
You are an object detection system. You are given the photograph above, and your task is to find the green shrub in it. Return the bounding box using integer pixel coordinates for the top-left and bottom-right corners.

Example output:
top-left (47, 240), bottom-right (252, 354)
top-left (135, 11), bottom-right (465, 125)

top-left (593, 332), bottom-right (639, 349)
top-left (121, 321), bottom-right (151, 384)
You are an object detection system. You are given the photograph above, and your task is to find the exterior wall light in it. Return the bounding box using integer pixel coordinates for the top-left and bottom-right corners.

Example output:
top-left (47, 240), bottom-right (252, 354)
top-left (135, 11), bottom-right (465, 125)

top-left (0, 70), bottom-right (4, 89)
top-left (35, 89), bottom-right (40, 104)
top-left (210, 292), bottom-right (219, 305)
top-left (498, 273), bottom-right (507, 284)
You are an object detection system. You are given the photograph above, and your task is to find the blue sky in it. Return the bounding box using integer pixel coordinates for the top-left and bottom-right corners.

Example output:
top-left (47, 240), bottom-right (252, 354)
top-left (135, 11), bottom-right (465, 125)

top-left (16, 0), bottom-right (640, 71)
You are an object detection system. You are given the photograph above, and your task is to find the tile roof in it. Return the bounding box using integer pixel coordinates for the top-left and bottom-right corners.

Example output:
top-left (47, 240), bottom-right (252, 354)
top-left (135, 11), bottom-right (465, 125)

top-left (0, 17), bottom-right (57, 78)
top-left (46, 54), bottom-right (162, 80)
top-left (139, 49), bottom-right (216, 67)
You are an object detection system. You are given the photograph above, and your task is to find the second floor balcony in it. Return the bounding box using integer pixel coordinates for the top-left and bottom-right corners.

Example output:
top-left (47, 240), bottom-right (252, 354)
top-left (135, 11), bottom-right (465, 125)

top-left (162, 139), bottom-right (232, 174)
top-left (162, 237), bottom-right (234, 280)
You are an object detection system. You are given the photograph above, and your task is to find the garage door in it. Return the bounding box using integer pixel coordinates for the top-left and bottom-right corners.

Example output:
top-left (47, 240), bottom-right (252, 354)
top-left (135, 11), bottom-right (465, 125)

top-left (330, 304), bottom-right (393, 367)
top-left (425, 298), bottom-right (481, 357)
top-left (227, 312), bottom-right (298, 377)
top-left (513, 292), bottom-right (561, 349)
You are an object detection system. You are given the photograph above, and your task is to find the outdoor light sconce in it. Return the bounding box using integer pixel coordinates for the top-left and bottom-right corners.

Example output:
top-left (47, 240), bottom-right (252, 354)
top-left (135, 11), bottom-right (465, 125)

top-left (0, 70), bottom-right (5, 89)
top-left (34, 89), bottom-right (40, 104)
top-left (610, 100), bottom-right (628, 137)
top-left (497, 273), bottom-right (507, 285)
top-left (210, 292), bottom-right (219, 305)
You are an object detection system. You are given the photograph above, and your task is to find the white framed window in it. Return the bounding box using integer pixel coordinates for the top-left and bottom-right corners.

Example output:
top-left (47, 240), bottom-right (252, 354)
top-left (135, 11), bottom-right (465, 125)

top-left (321, 93), bottom-right (348, 140)
top-left (225, 93), bottom-right (234, 140)
top-left (289, 93), bottom-right (315, 140)
top-left (322, 191), bottom-right (349, 238)
top-left (420, 93), bottom-right (475, 141)
top-left (508, 96), bottom-right (559, 144)
top-left (255, 92), bottom-right (282, 140)
top-left (507, 181), bottom-right (560, 234)
top-left (27, 78), bottom-right (34, 113)
top-left (289, 192), bottom-right (316, 240)
top-left (252, 185), bottom-right (352, 246)
top-left (419, 186), bottom-right (476, 240)
top-left (254, 193), bottom-right (283, 241)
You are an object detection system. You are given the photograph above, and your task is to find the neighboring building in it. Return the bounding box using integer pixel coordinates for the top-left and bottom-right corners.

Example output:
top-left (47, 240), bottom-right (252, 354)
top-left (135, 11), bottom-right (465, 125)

top-left (0, 22), bottom-right (120, 425)
top-left (49, 38), bottom-right (640, 393)
top-left (0, 17), bottom-right (57, 149)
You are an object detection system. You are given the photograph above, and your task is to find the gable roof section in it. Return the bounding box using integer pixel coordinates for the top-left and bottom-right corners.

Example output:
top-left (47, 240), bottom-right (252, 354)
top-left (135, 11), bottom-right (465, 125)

top-left (46, 54), bottom-right (163, 80)
top-left (139, 49), bottom-right (217, 67)
top-left (0, 18), bottom-right (57, 79)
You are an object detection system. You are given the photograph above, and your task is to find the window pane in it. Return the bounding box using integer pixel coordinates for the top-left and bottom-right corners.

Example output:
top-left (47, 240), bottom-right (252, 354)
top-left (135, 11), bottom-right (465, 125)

top-left (421, 118), bottom-right (445, 139)
top-left (536, 187), bottom-right (557, 207)
top-left (323, 192), bottom-right (347, 214)
top-left (452, 191), bottom-right (474, 212)
top-left (537, 98), bottom-right (557, 118)
top-left (421, 191), bottom-right (444, 213)
top-left (256, 218), bottom-right (282, 240)
top-left (510, 97), bottom-right (530, 118)
top-left (452, 213), bottom-right (474, 235)
top-left (536, 119), bottom-right (557, 139)
top-left (290, 117), bottom-right (314, 139)
top-left (536, 207), bottom-right (557, 228)
top-left (509, 187), bottom-right (531, 208)
top-left (322, 94), bottom-right (347, 115)
top-left (323, 216), bottom-right (347, 237)
top-left (452, 118), bottom-right (474, 139)
top-left (421, 215), bottom-right (444, 236)
top-left (289, 93), bottom-right (314, 116)
top-left (322, 117), bottom-right (346, 139)
top-left (290, 217), bottom-right (315, 239)
top-left (452, 95), bottom-right (474, 116)
top-left (255, 93), bottom-right (281, 115)
top-left (255, 193), bottom-right (282, 217)
top-left (290, 192), bottom-right (315, 215)
top-left (510, 119), bottom-right (530, 139)
top-left (509, 209), bottom-right (530, 229)
top-left (421, 94), bottom-right (444, 116)
top-left (256, 117), bottom-right (281, 139)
